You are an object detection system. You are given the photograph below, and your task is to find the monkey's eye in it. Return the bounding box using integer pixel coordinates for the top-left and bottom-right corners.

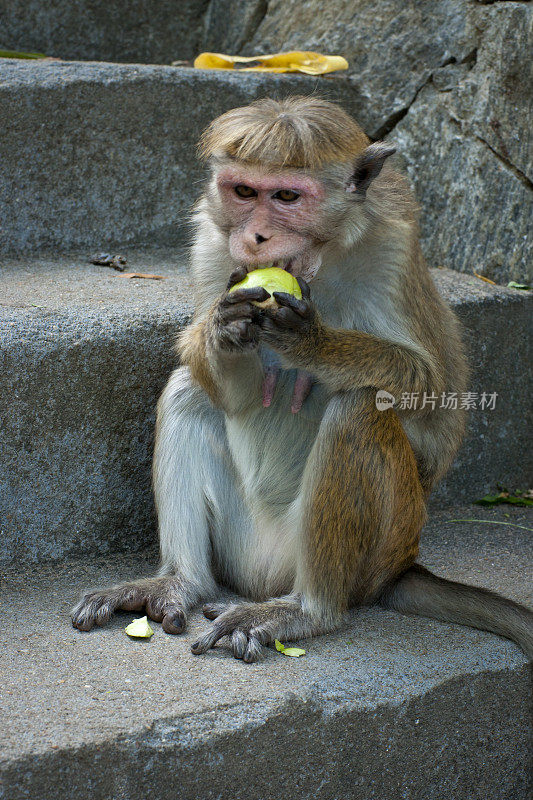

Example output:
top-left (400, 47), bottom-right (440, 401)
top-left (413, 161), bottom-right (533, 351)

top-left (273, 189), bottom-right (300, 203)
top-left (234, 185), bottom-right (257, 199)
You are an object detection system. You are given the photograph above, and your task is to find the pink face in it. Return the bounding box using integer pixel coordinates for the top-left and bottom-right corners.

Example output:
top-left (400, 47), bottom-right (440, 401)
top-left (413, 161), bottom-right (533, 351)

top-left (216, 167), bottom-right (325, 281)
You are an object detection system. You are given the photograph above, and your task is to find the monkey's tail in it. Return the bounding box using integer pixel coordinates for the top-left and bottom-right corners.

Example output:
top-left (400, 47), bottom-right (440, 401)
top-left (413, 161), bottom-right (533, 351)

top-left (380, 564), bottom-right (533, 659)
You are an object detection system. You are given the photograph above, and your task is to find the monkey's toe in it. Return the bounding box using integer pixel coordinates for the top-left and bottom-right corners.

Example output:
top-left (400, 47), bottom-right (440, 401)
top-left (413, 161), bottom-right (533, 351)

top-left (202, 602), bottom-right (231, 620)
top-left (243, 636), bottom-right (266, 663)
top-left (231, 630), bottom-right (248, 659)
top-left (145, 595), bottom-right (167, 622)
top-left (71, 613), bottom-right (95, 632)
top-left (71, 594), bottom-right (111, 631)
top-left (162, 608), bottom-right (187, 634)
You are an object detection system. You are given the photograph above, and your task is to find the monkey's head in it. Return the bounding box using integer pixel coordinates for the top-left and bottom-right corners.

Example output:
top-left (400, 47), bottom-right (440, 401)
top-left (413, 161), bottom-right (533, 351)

top-left (199, 97), bottom-right (396, 282)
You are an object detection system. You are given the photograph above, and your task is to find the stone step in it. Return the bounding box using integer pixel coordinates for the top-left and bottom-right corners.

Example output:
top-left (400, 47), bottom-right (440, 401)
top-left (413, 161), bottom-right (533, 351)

top-left (1, 255), bottom-right (531, 563)
top-left (0, 60), bottom-right (362, 256)
top-left (1, 0), bottom-right (210, 64)
top-left (0, 506), bottom-right (531, 800)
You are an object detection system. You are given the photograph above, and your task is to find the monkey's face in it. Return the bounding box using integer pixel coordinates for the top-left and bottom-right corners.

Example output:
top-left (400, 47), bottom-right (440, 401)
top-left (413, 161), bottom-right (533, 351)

top-left (214, 166), bottom-right (326, 282)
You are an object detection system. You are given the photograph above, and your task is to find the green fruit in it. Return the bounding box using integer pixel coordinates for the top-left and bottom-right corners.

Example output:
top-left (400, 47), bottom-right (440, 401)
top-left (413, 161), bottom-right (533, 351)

top-left (125, 616), bottom-right (154, 639)
top-left (229, 267), bottom-right (302, 307)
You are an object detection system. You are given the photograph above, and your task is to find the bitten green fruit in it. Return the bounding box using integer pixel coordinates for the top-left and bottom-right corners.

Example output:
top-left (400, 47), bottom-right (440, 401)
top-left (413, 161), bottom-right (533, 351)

top-left (229, 267), bottom-right (302, 308)
top-left (125, 616), bottom-right (154, 639)
top-left (274, 639), bottom-right (306, 657)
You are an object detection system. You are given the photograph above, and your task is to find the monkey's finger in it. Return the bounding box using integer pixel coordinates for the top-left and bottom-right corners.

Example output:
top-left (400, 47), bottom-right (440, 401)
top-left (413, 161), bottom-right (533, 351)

top-left (272, 292), bottom-right (310, 318)
top-left (162, 608), bottom-right (187, 635)
top-left (223, 287), bottom-right (270, 305)
top-left (231, 320), bottom-right (255, 342)
top-left (270, 307), bottom-right (305, 330)
top-left (219, 301), bottom-right (256, 322)
top-left (295, 276), bottom-right (311, 300)
top-left (190, 623), bottom-right (228, 654)
top-left (226, 266), bottom-right (248, 289)
top-left (219, 320), bottom-right (254, 348)
top-left (257, 315), bottom-right (277, 331)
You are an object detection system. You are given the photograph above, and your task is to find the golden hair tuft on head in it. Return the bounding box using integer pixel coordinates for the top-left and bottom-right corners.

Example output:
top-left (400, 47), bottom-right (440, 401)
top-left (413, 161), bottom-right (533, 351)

top-left (199, 96), bottom-right (369, 170)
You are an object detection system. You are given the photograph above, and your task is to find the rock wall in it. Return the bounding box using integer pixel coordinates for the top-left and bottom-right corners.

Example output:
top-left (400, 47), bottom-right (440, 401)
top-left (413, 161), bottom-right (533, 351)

top-left (0, 0), bottom-right (210, 64)
top-left (2, 0), bottom-right (530, 282)
top-left (205, 0), bottom-right (532, 284)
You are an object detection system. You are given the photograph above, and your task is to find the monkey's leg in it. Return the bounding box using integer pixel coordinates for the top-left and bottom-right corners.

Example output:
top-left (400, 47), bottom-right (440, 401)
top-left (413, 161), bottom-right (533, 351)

top-left (192, 388), bottom-right (426, 661)
top-left (72, 367), bottom-right (247, 634)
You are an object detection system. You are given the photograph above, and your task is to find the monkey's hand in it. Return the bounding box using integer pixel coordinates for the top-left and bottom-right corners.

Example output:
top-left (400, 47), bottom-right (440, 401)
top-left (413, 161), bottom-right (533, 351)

top-left (258, 277), bottom-right (321, 361)
top-left (191, 596), bottom-right (331, 663)
top-left (210, 266), bottom-right (269, 353)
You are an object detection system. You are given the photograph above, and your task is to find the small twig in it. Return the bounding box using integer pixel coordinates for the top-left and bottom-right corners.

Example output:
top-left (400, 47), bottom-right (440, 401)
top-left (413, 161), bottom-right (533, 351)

top-left (447, 519), bottom-right (533, 533)
top-left (122, 272), bottom-right (166, 280)
top-left (473, 271), bottom-right (496, 285)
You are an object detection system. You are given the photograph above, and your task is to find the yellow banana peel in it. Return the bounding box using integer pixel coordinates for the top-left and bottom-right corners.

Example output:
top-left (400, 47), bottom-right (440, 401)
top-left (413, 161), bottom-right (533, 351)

top-left (194, 51), bottom-right (348, 75)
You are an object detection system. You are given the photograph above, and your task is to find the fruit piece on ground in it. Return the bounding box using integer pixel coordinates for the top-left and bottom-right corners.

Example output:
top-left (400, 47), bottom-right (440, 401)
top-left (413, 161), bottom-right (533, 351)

top-left (125, 616), bottom-right (154, 639)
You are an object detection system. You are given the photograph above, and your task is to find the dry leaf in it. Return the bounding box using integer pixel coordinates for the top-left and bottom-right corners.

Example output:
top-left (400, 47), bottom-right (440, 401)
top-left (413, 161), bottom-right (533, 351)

top-left (91, 253), bottom-right (127, 271)
top-left (194, 51), bottom-right (348, 75)
top-left (473, 272), bottom-right (496, 285)
top-left (122, 272), bottom-right (166, 280)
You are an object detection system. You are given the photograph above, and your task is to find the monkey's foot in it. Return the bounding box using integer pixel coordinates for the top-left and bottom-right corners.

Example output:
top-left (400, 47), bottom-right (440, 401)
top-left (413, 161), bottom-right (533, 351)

top-left (71, 577), bottom-right (188, 634)
top-left (191, 596), bottom-right (327, 663)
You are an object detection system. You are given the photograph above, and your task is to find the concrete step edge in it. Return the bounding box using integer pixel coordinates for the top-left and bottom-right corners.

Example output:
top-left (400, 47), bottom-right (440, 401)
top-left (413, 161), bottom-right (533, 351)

top-left (1, 506), bottom-right (531, 800)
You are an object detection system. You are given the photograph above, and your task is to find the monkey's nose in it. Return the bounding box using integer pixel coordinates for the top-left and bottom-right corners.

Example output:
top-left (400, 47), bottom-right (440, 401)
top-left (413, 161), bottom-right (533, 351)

top-left (255, 233), bottom-right (269, 244)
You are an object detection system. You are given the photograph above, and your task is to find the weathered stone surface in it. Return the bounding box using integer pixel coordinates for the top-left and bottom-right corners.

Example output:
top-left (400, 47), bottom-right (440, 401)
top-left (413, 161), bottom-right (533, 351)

top-left (0, 60), bottom-right (364, 256)
top-left (243, 0), bottom-right (475, 133)
top-left (393, 4), bottom-right (532, 284)
top-left (0, 257), bottom-right (531, 562)
top-left (239, 0), bottom-right (532, 283)
top-left (202, 0), bottom-right (268, 55)
top-left (0, 251), bottom-right (191, 562)
top-left (0, 0), bottom-right (209, 63)
top-left (394, 87), bottom-right (532, 285)
top-left (2, 2), bottom-right (530, 281)
top-left (0, 507), bottom-right (531, 799)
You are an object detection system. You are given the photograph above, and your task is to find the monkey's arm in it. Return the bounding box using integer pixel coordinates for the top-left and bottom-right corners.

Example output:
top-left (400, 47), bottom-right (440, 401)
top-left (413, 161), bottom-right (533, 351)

top-left (178, 276), bottom-right (267, 415)
top-left (259, 284), bottom-right (443, 399)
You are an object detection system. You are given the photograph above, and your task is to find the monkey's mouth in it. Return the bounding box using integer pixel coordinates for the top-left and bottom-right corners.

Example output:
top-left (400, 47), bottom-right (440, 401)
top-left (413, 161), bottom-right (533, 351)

top-left (247, 254), bottom-right (322, 282)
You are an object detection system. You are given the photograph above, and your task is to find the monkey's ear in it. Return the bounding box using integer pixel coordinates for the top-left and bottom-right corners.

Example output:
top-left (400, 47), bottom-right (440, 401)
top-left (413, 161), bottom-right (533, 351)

top-left (346, 142), bottom-right (396, 196)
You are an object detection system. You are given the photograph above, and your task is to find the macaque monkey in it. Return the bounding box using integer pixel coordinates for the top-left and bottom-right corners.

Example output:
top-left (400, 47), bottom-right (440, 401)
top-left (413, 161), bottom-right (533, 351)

top-left (72, 97), bottom-right (533, 661)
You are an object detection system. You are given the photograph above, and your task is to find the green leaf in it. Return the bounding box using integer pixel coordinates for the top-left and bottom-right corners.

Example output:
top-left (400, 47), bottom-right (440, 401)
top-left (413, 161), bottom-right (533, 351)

top-left (507, 281), bottom-right (530, 290)
top-left (274, 639), bottom-right (285, 652)
top-left (475, 493), bottom-right (533, 507)
top-left (0, 49), bottom-right (49, 59)
top-left (474, 494), bottom-right (503, 505)
top-left (281, 647), bottom-right (306, 657)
